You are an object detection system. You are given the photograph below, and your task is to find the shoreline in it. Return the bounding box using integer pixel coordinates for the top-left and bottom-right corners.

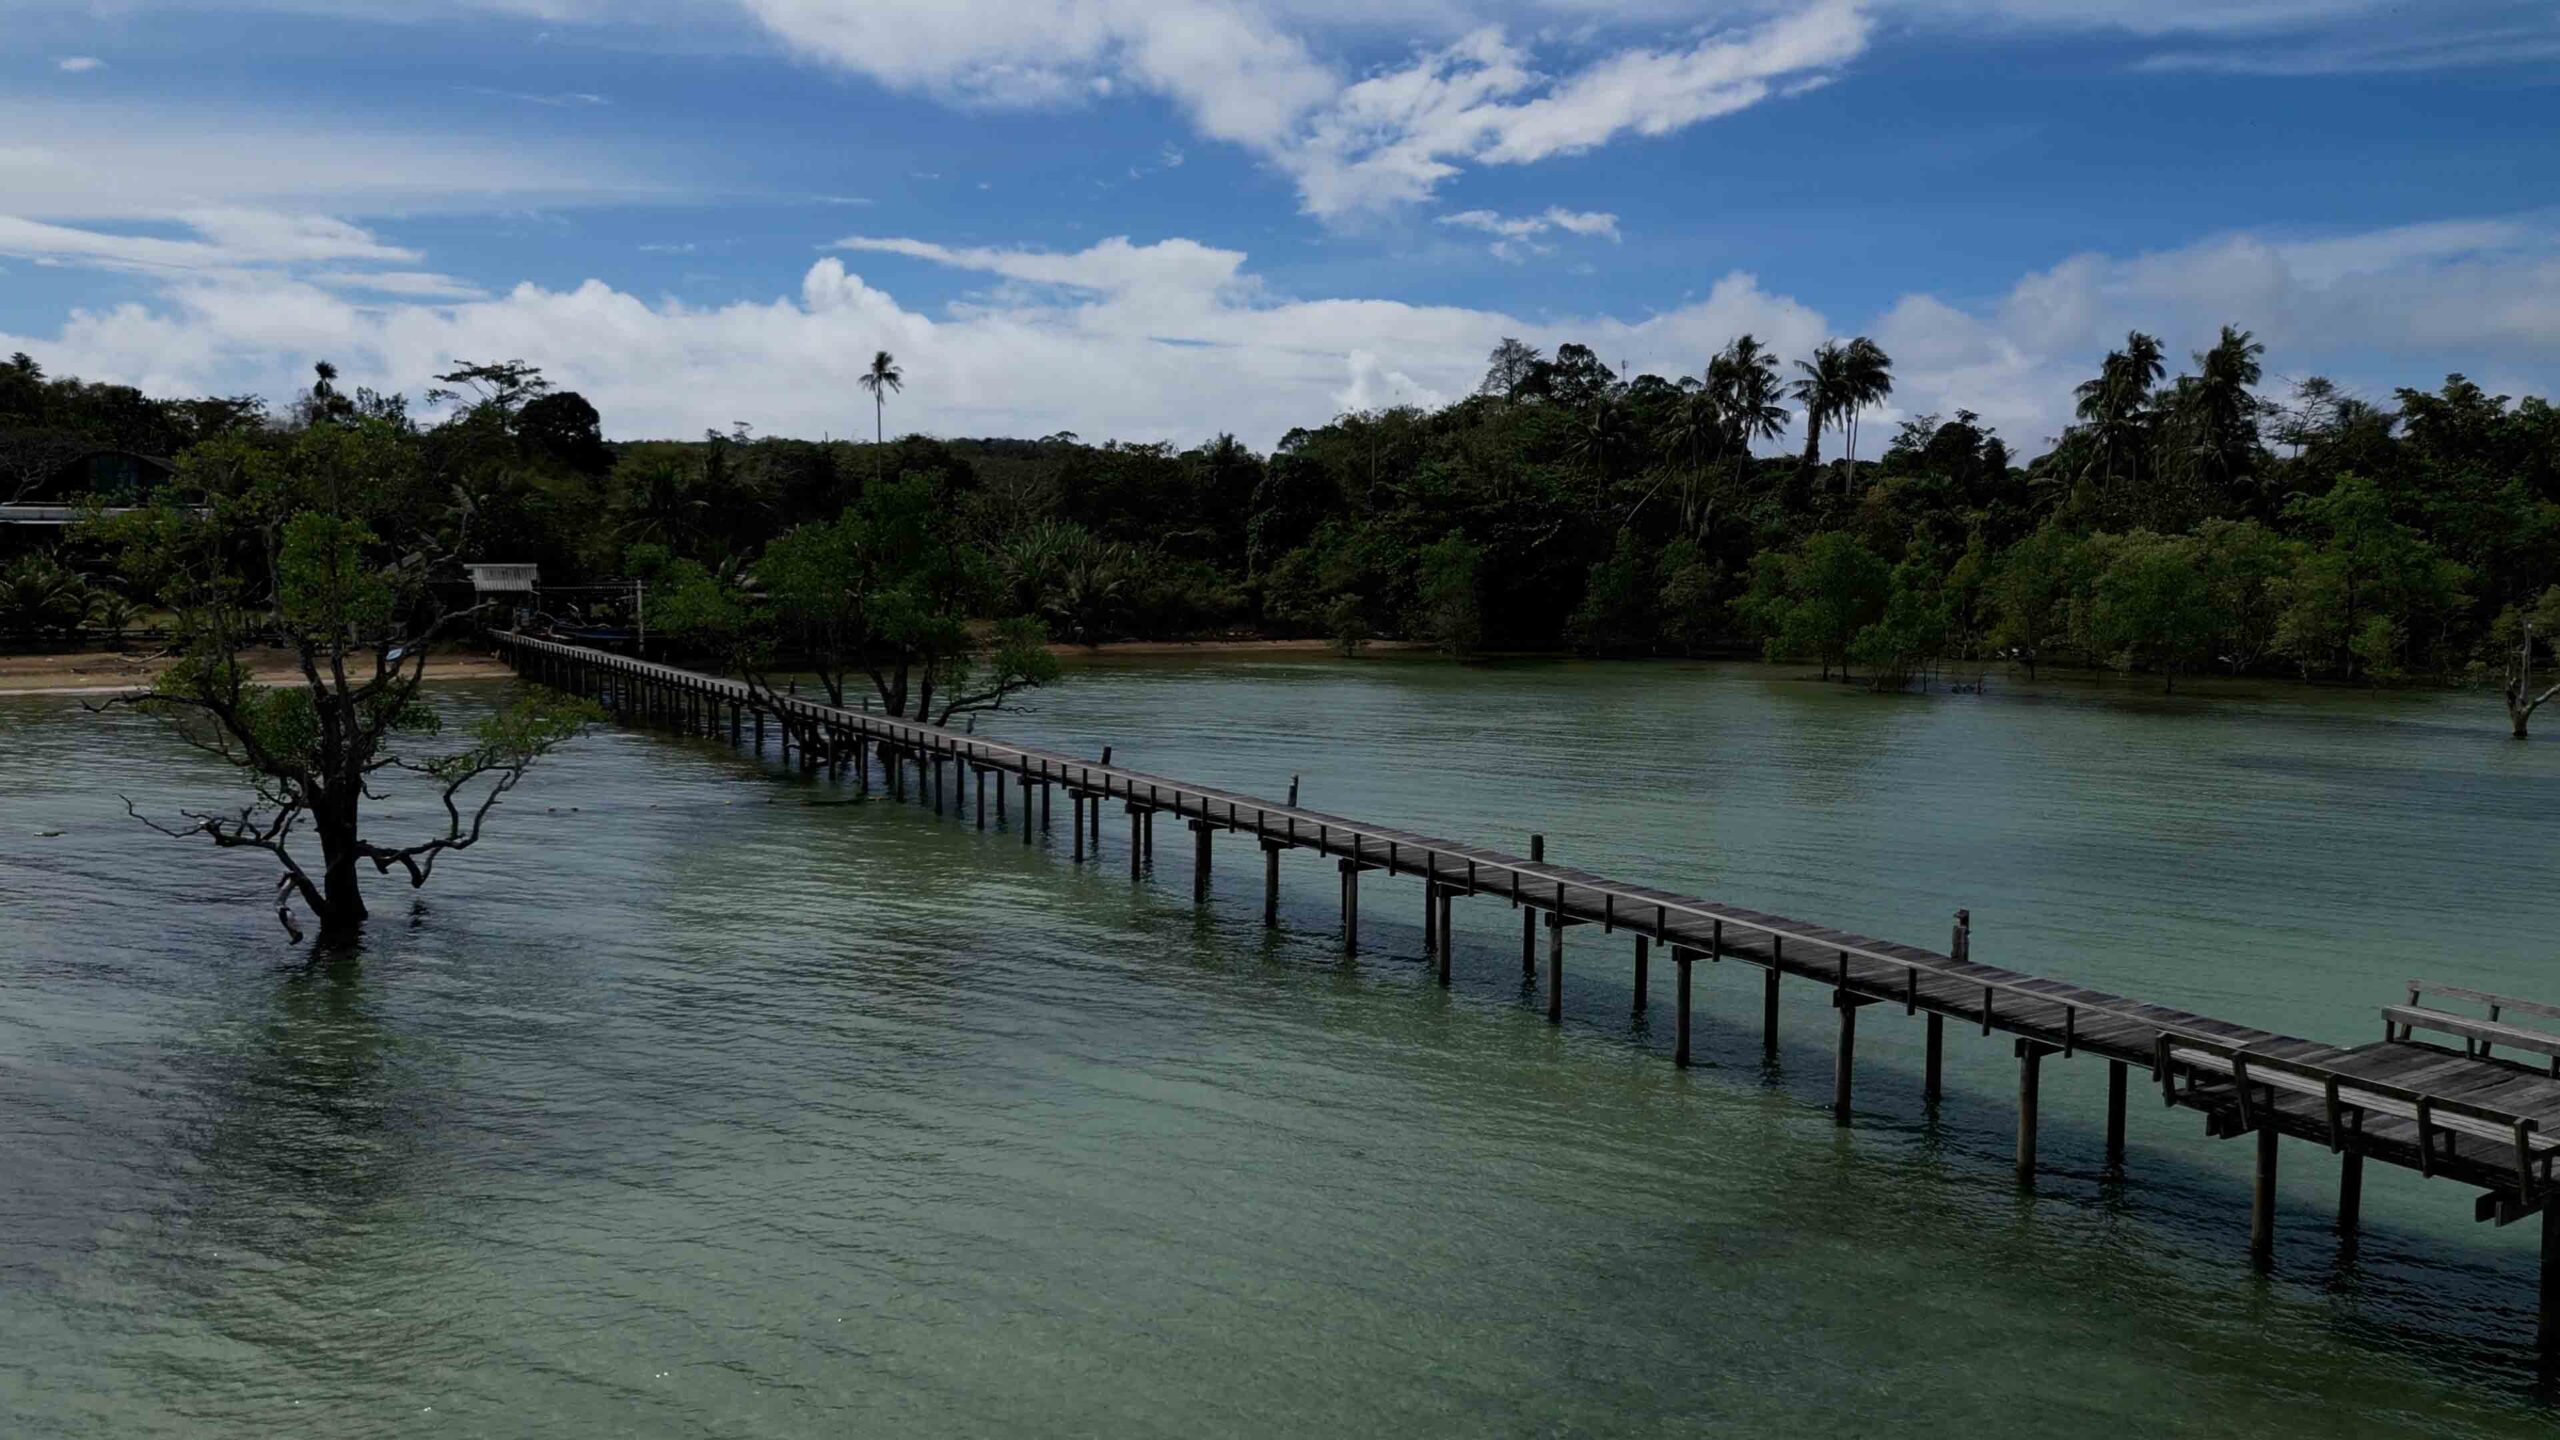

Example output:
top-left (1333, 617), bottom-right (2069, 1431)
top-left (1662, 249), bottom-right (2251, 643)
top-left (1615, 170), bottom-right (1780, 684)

top-left (1049, 637), bottom-right (1433, 659)
top-left (0, 648), bottom-right (516, 697)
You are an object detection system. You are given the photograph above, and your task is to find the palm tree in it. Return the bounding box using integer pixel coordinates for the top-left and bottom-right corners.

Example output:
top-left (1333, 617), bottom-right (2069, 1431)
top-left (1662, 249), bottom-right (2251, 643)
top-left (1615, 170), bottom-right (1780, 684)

top-left (1657, 386), bottom-right (1724, 536)
top-left (2189, 324), bottom-right (2266, 485)
top-left (1708, 334), bottom-right (1790, 457)
top-left (857, 349), bottom-right (903, 479)
top-left (1835, 336), bottom-right (1894, 480)
top-left (2073, 331), bottom-right (2165, 504)
top-left (1791, 340), bottom-right (1848, 476)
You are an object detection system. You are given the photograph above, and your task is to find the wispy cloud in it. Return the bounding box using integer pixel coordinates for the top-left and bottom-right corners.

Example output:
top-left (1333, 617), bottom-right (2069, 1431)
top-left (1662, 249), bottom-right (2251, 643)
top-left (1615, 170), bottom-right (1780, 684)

top-left (56, 56), bottom-right (105, 73)
top-left (741, 0), bottom-right (1868, 218)
top-left (464, 85), bottom-right (612, 106)
top-left (1438, 206), bottom-right (1620, 261)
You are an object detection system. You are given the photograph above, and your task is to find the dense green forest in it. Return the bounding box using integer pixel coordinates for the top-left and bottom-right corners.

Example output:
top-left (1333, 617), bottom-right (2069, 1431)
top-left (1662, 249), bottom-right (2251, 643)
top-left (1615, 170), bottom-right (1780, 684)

top-left (6, 331), bottom-right (2557, 718)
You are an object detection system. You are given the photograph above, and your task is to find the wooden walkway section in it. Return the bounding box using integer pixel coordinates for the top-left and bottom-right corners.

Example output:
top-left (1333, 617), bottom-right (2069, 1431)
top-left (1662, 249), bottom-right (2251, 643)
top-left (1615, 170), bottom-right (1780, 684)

top-left (493, 633), bottom-right (2560, 1363)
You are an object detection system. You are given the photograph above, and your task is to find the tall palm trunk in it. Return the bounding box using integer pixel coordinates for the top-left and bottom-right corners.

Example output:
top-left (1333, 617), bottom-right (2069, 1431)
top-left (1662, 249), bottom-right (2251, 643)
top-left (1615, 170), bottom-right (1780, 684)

top-left (1800, 406), bottom-right (1823, 473)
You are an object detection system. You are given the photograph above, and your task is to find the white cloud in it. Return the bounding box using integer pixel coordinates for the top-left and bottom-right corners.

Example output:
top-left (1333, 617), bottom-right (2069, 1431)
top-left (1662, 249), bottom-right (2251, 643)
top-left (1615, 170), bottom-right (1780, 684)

top-left (6, 217), bottom-right (2555, 461)
top-left (56, 56), bottom-right (106, 72)
top-left (1438, 205), bottom-right (1621, 259)
top-left (0, 212), bottom-right (418, 273)
top-left (740, 0), bottom-right (1868, 217)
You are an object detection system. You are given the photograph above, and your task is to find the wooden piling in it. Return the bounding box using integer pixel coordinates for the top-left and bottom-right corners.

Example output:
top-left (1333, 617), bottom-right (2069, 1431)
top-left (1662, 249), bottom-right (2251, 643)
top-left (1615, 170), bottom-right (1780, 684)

top-left (2540, 1204), bottom-right (2559, 1367)
top-left (2105, 1060), bottom-right (2128, 1174)
top-left (1423, 877), bottom-right (1438, 953)
top-left (1435, 889), bottom-right (1452, 986)
top-left (1547, 913), bottom-right (1563, 1025)
top-left (2251, 1123), bottom-right (2279, 1270)
top-left (1833, 995), bottom-right (1859, 1125)
top-left (1762, 966), bottom-right (1781, 1056)
top-left (1673, 948), bottom-right (1695, 1066)
top-left (1633, 936), bottom-right (1649, 1015)
top-left (1923, 1013), bottom-right (1945, 1105)
top-left (1339, 859), bottom-right (1360, 955)
top-left (1072, 793), bottom-right (1086, 862)
top-left (1261, 840), bottom-right (1282, 927)
top-left (975, 767), bottom-right (987, 829)
top-left (2016, 1039), bottom-right (2055, 1187)
top-left (1192, 820), bottom-right (1212, 903)
top-left (2337, 1150), bottom-right (2363, 1240)
top-left (1522, 907), bottom-right (1538, 977)
top-left (1129, 806), bottom-right (1144, 880)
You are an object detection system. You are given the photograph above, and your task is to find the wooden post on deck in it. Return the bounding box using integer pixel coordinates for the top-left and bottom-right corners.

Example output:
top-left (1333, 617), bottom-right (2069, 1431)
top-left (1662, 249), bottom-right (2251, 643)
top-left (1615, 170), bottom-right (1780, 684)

top-left (2105, 1060), bottom-right (2129, 1175)
top-left (1674, 947), bottom-right (1694, 1067)
top-left (1633, 937), bottom-right (1649, 1015)
top-left (1261, 840), bottom-right (1282, 927)
top-left (2251, 1123), bottom-right (2279, 1271)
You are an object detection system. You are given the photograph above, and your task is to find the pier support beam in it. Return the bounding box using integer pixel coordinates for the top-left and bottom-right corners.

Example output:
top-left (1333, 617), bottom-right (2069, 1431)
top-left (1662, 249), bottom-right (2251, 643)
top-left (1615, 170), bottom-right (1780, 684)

top-left (1833, 994), bottom-right (1872, 1126)
top-left (2336, 1150), bottom-right (2363, 1242)
top-left (1128, 806), bottom-right (1146, 880)
top-left (1674, 947), bottom-right (1694, 1067)
top-left (2540, 1205), bottom-right (2559, 1370)
top-left (1423, 878), bottom-right (1438, 954)
top-left (1071, 793), bottom-right (1086, 862)
top-left (1762, 967), bottom-right (1781, 1057)
top-left (1547, 913), bottom-right (1564, 1024)
top-left (2017, 1040), bottom-right (2058, 1188)
top-left (975, 767), bottom-right (987, 829)
top-left (1923, 1013), bottom-right (1945, 1106)
top-left (1435, 890), bottom-right (1453, 986)
top-left (2251, 1123), bottom-right (2279, 1271)
top-left (1339, 859), bottom-right (1362, 955)
top-left (1633, 937), bottom-right (1649, 1016)
top-left (2105, 1060), bottom-right (2128, 1175)
top-left (1261, 840), bottom-right (1283, 927)
top-left (1192, 820), bottom-right (1213, 903)
top-left (1522, 907), bottom-right (1538, 978)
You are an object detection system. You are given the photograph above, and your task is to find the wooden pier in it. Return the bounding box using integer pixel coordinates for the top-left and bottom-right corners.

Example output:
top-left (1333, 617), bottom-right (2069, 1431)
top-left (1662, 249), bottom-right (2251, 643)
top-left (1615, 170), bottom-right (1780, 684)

top-left (493, 633), bottom-right (2560, 1364)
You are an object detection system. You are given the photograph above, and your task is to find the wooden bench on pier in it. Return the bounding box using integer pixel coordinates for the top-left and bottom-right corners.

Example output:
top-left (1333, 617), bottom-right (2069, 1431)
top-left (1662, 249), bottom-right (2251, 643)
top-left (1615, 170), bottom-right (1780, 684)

top-left (2392, 981), bottom-right (2560, 1074)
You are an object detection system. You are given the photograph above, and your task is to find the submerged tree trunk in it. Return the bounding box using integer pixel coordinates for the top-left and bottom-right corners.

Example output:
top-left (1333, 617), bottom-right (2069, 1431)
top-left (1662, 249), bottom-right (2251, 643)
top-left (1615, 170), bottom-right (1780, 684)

top-left (315, 795), bottom-right (368, 939)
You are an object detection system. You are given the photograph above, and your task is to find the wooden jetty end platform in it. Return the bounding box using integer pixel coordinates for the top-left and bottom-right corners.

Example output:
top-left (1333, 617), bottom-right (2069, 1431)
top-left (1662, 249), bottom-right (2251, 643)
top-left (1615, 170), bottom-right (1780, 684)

top-left (492, 633), bottom-right (2560, 1361)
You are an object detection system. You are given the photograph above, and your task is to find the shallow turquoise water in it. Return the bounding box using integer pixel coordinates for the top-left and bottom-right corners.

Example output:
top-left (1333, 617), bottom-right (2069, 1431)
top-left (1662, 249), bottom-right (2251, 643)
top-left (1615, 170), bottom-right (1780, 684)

top-left (3, 657), bottom-right (2557, 1436)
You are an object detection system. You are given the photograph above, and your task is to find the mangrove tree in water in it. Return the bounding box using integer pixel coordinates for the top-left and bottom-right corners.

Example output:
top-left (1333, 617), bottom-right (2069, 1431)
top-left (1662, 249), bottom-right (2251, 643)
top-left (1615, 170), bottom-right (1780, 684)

top-left (99, 401), bottom-right (594, 943)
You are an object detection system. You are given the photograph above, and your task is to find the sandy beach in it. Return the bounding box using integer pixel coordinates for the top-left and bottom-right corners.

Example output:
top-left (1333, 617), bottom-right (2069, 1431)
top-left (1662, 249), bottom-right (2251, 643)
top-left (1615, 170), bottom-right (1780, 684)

top-left (0, 648), bottom-right (517, 697)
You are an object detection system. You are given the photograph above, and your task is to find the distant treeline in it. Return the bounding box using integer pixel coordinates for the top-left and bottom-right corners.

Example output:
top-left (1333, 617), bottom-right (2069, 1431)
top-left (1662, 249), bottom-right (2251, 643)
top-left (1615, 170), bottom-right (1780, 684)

top-left (5, 335), bottom-right (2557, 695)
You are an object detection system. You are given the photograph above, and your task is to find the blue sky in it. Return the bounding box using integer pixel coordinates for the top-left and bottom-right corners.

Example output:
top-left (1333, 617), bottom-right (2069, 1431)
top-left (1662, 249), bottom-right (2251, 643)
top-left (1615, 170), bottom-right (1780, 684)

top-left (4, 0), bottom-right (2556, 452)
